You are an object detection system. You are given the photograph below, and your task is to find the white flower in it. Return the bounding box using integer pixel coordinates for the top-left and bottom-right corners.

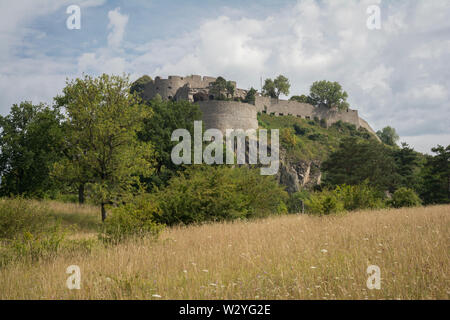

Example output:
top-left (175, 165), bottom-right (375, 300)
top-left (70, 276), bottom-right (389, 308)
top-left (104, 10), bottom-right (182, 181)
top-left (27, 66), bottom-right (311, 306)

top-left (321, 249), bottom-right (328, 253)
top-left (152, 294), bottom-right (162, 298)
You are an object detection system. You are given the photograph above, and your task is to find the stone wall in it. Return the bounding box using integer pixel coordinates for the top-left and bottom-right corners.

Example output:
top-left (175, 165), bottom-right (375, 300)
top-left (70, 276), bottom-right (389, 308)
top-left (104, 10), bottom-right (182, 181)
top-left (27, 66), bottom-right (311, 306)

top-left (254, 95), bottom-right (377, 135)
top-left (141, 75), bottom-right (377, 136)
top-left (197, 100), bottom-right (258, 133)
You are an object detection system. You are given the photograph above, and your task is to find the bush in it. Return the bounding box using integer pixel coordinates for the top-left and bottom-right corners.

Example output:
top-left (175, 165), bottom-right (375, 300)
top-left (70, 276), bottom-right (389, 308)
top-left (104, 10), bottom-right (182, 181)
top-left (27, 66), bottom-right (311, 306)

top-left (389, 188), bottom-right (422, 208)
top-left (280, 128), bottom-right (297, 149)
top-left (335, 183), bottom-right (384, 211)
top-left (305, 190), bottom-right (344, 215)
top-left (0, 198), bottom-right (67, 265)
top-left (287, 190), bottom-right (310, 213)
top-left (305, 183), bottom-right (385, 215)
top-left (100, 195), bottom-right (164, 244)
top-left (0, 198), bottom-right (55, 240)
top-left (293, 123), bottom-right (308, 136)
top-left (154, 166), bottom-right (288, 225)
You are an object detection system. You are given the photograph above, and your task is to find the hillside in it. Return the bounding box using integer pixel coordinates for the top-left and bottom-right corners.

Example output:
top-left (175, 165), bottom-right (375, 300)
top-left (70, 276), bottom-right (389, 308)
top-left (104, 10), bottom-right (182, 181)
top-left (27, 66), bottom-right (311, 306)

top-left (258, 113), bottom-right (378, 192)
top-left (0, 203), bottom-right (448, 299)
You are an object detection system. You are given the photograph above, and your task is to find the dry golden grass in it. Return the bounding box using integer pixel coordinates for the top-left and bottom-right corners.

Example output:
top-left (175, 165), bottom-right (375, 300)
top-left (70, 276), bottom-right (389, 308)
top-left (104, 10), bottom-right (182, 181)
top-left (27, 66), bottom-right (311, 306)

top-left (0, 204), bottom-right (448, 300)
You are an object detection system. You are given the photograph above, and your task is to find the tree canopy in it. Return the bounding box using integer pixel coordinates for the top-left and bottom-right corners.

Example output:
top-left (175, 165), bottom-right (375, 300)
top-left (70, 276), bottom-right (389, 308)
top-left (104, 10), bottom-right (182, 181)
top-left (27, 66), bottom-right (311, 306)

top-left (308, 80), bottom-right (349, 110)
top-left (377, 126), bottom-right (399, 146)
top-left (0, 102), bottom-right (64, 197)
top-left (263, 75), bottom-right (290, 99)
top-left (54, 74), bottom-right (154, 221)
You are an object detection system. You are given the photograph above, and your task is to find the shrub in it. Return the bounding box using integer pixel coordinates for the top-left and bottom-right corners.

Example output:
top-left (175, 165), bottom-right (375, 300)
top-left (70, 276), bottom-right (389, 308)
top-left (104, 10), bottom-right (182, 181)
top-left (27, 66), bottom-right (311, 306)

top-left (389, 188), bottom-right (422, 208)
top-left (154, 166), bottom-right (288, 225)
top-left (305, 183), bottom-right (385, 215)
top-left (0, 198), bottom-right (55, 240)
top-left (287, 190), bottom-right (310, 213)
top-left (335, 183), bottom-right (385, 211)
top-left (280, 128), bottom-right (297, 149)
top-left (305, 190), bottom-right (344, 215)
top-left (0, 198), bottom-right (67, 265)
top-left (99, 195), bottom-right (164, 244)
top-left (293, 123), bottom-right (308, 136)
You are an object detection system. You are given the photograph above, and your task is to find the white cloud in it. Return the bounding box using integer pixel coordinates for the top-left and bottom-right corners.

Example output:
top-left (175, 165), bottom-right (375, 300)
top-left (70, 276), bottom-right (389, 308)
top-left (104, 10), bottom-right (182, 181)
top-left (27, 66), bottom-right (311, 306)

top-left (1, 0), bottom-right (449, 153)
top-left (107, 7), bottom-right (129, 48)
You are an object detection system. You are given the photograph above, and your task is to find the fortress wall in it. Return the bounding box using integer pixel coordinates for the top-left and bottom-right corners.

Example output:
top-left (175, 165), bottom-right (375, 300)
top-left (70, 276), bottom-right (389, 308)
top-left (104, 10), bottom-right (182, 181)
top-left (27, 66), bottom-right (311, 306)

top-left (197, 101), bottom-right (258, 133)
top-left (255, 95), bottom-right (362, 128)
top-left (358, 117), bottom-right (377, 135)
top-left (141, 75), bottom-right (377, 138)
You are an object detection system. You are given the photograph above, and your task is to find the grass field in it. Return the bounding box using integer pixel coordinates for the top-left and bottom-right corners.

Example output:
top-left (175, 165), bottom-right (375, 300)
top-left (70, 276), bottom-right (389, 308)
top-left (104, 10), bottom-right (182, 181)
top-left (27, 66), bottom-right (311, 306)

top-left (0, 203), bottom-right (448, 300)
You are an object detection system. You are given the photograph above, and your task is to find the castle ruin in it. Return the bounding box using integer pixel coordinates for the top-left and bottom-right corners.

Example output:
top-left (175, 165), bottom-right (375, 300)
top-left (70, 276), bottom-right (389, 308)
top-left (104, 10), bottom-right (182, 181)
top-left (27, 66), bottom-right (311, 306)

top-left (141, 75), bottom-right (377, 136)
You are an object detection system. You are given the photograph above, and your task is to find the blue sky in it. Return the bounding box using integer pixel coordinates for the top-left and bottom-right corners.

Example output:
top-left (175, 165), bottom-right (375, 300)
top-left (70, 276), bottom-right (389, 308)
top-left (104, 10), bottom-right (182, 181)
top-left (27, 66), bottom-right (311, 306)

top-left (1, 0), bottom-right (449, 153)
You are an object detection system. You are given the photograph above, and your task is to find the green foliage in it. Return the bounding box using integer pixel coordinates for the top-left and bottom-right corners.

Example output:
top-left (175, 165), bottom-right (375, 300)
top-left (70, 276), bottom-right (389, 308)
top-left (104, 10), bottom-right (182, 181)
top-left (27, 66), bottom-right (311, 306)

top-left (305, 183), bottom-right (384, 215)
top-left (137, 99), bottom-right (202, 189)
top-left (99, 195), bottom-right (164, 244)
top-left (262, 78), bottom-right (276, 98)
top-left (322, 137), bottom-right (398, 191)
top-left (130, 75), bottom-right (152, 95)
top-left (54, 74), bottom-right (154, 221)
top-left (309, 80), bottom-right (349, 110)
top-left (393, 143), bottom-right (423, 191)
top-left (287, 190), bottom-right (310, 213)
top-left (0, 102), bottom-right (65, 198)
top-left (280, 128), bottom-right (297, 150)
top-left (0, 198), bottom-right (67, 265)
top-left (209, 76), bottom-right (235, 100)
top-left (289, 95), bottom-right (312, 104)
top-left (389, 187), bottom-right (422, 208)
top-left (305, 190), bottom-right (344, 215)
top-left (334, 183), bottom-right (384, 211)
top-left (244, 87), bottom-right (257, 104)
top-left (0, 198), bottom-right (53, 239)
top-left (263, 75), bottom-right (290, 98)
top-left (420, 145), bottom-right (450, 204)
top-left (273, 75), bottom-right (290, 98)
top-left (377, 126), bottom-right (399, 146)
top-left (153, 166), bottom-right (288, 226)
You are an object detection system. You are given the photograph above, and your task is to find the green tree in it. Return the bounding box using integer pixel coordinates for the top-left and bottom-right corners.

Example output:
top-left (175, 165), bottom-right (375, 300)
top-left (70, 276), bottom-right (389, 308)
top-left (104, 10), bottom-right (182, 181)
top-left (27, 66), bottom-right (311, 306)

top-left (226, 81), bottom-right (235, 99)
top-left (309, 80), bottom-right (349, 110)
top-left (0, 102), bottom-right (64, 197)
top-left (210, 76), bottom-right (227, 100)
top-left (322, 137), bottom-right (398, 191)
top-left (273, 75), bottom-right (290, 98)
top-left (263, 75), bottom-right (290, 99)
top-left (54, 74), bottom-right (154, 221)
top-left (393, 143), bottom-right (423, 192)
top-left (153, 166), bottom-right (288, 226)
top-left (130, 75), bottom-right (153, 95)
top-left (376, 126), bottom-right (399, 146)
top-left (244, 87), bottom-right (257, 104)
top-left (262, 78), bottom-right (276, 98)
top-left (290, 94), bottom-right (312, 104)
top-left (137, 98), bottom-right (202, 189)
top-left (420, 145), bottom-right (450, 204)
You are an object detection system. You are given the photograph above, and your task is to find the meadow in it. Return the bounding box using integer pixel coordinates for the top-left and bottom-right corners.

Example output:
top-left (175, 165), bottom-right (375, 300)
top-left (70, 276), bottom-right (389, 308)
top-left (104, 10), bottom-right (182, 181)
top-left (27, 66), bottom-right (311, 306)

top-left (0, 201), bottom-right (448, 300)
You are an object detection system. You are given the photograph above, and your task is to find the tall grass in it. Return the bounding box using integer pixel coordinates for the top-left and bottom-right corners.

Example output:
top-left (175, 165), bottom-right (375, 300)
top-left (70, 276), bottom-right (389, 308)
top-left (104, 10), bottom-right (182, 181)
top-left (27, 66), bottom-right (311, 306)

top-left (0, 202), bottom-right (448, 300)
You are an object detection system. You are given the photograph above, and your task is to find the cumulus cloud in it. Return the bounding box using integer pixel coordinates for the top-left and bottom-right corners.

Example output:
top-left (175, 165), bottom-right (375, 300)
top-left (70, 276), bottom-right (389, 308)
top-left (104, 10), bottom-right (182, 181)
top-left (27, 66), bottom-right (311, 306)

top-left (107, 7), bottom-right (128, 48)
top-left (1, 0), bottom-right (449, 153)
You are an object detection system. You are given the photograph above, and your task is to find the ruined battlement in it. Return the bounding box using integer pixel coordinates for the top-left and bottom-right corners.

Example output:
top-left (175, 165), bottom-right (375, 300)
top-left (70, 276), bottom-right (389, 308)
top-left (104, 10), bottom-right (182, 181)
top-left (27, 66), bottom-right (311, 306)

top-left (141, 75), bottom-right (377, 136)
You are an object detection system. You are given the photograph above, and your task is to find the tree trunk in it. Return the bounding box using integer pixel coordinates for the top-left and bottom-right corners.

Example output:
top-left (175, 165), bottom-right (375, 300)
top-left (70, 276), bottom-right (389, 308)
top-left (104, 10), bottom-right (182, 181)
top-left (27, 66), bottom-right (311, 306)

top-left (101, 203), bottom-right (107, 222)
top-left (78, 183), bottom-right (85, 204)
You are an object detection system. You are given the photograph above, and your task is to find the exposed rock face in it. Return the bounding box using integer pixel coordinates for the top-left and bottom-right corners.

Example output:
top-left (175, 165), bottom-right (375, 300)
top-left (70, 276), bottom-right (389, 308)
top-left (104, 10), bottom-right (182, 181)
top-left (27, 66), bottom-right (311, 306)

top-left (277, 151), bottom-right (321, 193)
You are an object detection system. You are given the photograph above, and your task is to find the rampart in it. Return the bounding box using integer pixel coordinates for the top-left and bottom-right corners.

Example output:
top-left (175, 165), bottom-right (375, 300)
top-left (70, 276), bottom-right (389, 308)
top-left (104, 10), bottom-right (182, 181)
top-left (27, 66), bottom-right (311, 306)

top-left (197, 100), bottom-right (258, 132)
top-left (141, 75), bottom-right (377, 136)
